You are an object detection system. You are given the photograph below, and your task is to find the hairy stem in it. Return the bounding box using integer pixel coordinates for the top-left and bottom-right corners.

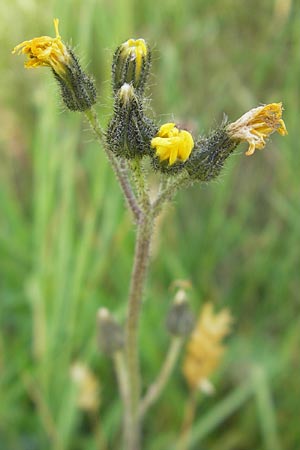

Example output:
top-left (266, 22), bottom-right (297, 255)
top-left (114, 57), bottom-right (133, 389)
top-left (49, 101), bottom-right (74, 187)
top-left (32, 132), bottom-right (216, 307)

top-left (140, 337), bottom-right (183, 417)
top-left (125, 211), bottom-right (153, 450)
top-left (130, 159), bottom-right (150, 211)
top-left (85, 109), bottom-right (141, 222)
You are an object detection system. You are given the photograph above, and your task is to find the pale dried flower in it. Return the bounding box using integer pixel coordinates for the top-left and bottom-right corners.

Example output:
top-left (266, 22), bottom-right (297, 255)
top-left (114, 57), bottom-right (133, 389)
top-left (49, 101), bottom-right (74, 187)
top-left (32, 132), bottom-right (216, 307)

top-left (227, 103), bottom-right (287, 156)
top-left (182, 303), bottom-right (233, 392)
top-left (70, 362), bottom-right (100, 412)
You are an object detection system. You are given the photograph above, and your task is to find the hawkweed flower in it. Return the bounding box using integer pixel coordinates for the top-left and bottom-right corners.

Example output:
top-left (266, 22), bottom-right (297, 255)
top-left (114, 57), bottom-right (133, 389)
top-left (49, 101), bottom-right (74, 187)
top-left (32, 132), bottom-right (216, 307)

top-left (227, 103), bottom-right (288, 156)
top-left (112, 38), bottom-right (150, 94)
top-left (183, 303), bottom-right (232, 392)
top-left (12, 19), bottom-right (96, 111)
top-left (186, 103), bottom-right (287, 182)
top-left (151, 123), bottom-right (194, 173)
top-left (106, 83), bottom-right (157, 159)
top-left (70, 362), bottom-right (100, 412)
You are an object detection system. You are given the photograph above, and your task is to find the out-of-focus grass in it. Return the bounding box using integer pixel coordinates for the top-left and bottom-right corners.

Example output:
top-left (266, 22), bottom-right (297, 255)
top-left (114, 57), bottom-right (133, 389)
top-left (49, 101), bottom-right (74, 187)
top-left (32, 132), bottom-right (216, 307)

top-left (0, 0), bottom-right (299, 449)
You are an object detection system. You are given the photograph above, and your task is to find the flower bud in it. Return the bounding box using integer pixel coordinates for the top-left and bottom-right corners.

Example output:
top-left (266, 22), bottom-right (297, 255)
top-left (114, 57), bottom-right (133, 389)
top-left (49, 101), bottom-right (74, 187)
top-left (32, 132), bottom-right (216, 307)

top-left (12, 19), bottom-right (96, 111)
top-left (166, 290), bottom-right (195, 337)
top-left (106, 83), bottom-right (157, 159)
top-left (112, 38), bottom-right (151, 94)
top-left (97, 308), bottom-right (124, 356)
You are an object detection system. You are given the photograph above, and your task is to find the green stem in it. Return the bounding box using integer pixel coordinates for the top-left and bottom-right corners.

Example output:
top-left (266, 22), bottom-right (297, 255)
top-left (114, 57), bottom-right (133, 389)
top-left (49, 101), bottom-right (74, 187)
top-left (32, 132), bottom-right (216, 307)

top-left (113, 351), bottom-right (131, 447)
top-left (85, 109), bottom-right (141, 222)
top-left (140, 337), bottom-right (183, 417)
top-left (177, 389), bottom-right (198, 450)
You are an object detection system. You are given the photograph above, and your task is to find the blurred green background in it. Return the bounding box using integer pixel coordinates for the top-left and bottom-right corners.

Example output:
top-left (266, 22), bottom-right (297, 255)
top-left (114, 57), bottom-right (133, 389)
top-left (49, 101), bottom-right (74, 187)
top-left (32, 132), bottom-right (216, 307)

top-left (1, 0), bottom-right (299, 449)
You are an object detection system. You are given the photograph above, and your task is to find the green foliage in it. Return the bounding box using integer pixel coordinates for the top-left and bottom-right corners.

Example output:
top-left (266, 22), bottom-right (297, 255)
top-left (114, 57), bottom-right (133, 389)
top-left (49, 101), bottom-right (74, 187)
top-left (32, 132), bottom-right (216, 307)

top-left (1, 0), bottom-right (299, 449)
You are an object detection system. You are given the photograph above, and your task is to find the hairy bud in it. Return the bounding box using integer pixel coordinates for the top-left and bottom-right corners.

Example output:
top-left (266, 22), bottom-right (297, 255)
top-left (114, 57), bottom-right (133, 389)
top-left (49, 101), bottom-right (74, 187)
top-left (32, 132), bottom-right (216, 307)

top-left (97, 308), bottom-right (124, 356)
top-left (106, 83), bottom-right (157, 159)
top-left (185, 126), bottom-right (238, 181)
top-left (166, 290), bottom-right (195, 337)
top-left (52, 47), bottom-right (97, 111)
top-left (112, 38), bottom-right (151, 94)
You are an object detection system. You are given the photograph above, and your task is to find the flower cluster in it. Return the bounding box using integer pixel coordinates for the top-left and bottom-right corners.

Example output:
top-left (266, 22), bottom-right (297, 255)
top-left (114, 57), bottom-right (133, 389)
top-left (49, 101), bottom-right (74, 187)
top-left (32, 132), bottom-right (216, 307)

top-left (13, 19), bottom-right (288, 179)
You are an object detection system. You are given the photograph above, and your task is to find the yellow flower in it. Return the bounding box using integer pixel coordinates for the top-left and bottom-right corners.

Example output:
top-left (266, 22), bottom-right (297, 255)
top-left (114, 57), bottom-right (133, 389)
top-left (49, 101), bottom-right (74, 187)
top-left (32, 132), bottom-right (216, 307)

top-left (227, 103), bottom-right (288, 156)
top-left (183, 303), bottom-right (232, 392)
top-left (120, 38), bottom-right (148, 80)
top-left (112, 38), bottom-right (150, 94)
top-left (12, 19), bottom-right (70, 78)
top-left (151, 123), bottom-right (194, 165)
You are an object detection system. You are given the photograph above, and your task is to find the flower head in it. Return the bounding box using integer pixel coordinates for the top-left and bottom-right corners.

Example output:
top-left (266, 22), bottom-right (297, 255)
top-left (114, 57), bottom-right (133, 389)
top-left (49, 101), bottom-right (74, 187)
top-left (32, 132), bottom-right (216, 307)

top-left (227, 103), bottom-right (287, 156)
top-left (12, 19), bottom-right (69, 79)
top-left (151, 123), bottom-right (194, 166)
top-left (183, 303), bottom-right (232, 392)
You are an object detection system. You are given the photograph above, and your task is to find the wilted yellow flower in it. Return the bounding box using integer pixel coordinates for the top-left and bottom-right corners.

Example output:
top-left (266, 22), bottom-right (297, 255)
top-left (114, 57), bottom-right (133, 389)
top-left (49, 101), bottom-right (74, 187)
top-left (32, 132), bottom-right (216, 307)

top-left (227, 103), bottom-right (287, 156)
top-left (120, 39), bottom-right (148, 79)
top-left (151, 123), bottom-right (194, 165)
top-left (183, 303), bottom-right (232, 392)
top-left (12, 19), bottom-right (70, 78)
top-left (12, 19), bottom-right (97, 111)
top-left (70, 362), bottom-right (100, 412)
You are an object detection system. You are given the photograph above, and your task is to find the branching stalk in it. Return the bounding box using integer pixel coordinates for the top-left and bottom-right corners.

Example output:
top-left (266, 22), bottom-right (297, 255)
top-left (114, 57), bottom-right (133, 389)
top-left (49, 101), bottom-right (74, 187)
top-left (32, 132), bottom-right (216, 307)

top-left (85, 109), bottom-right (141, 222)
top-left (152, 171), bottom-right (190, 217)
top-left (140, 337), bottom-right (183, 418)
top-left (130, 159), bottom-right (150, 211)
